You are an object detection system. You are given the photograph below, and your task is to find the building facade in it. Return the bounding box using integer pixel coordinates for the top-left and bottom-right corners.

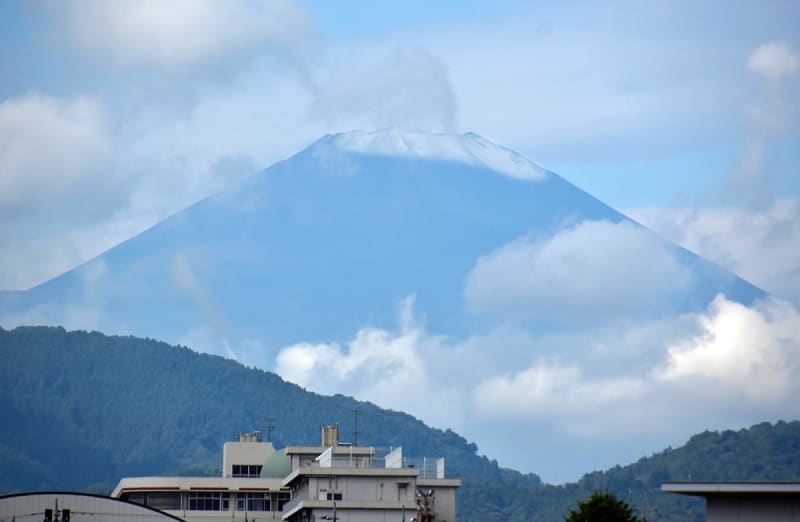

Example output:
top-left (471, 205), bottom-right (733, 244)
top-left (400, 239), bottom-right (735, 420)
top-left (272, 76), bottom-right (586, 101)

top-left (112, 426), bottom-right (460, 522)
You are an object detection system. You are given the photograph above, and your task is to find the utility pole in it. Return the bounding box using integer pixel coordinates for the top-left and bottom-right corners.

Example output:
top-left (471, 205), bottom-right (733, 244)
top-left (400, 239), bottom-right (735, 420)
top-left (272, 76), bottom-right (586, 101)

top-left (265, 418), bottom-right (276, 442)
top-left (353, 408), bottom-right (360, 447)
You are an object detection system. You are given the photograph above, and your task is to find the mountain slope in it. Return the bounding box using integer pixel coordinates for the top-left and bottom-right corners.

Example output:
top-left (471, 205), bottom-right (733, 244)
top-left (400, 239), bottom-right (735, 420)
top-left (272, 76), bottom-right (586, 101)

top-left (0, 129), bottom-right (762, 358)
top-left (3, 326), bottom-right (800, 521)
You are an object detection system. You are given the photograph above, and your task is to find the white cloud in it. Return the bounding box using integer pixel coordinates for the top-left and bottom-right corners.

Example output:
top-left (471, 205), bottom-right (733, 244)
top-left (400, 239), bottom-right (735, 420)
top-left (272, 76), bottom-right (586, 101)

top-left (276, 296), bottom-right (467, 429)
top-left (747, 42), bottom-right (800, 85)
top-left (52, 0), bottom-right (311, 71)
top-left (310, 47), bottom-right (458, 133)
top-left (658, 295), bottom-right (800, 402)
top-left (464, 220), bottom-right (693, 323)
top-left (630, 200), bottom-right (800, 304)
top-left (272, 291), bottom-right (800, 482)
top-left (0, 93), bottom-right (110, 214)
top-left (472, 294), bottom-right (800, 437)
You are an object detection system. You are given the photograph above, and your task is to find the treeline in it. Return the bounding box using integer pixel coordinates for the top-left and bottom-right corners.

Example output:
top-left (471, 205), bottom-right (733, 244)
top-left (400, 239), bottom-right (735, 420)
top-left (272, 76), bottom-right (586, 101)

top-left (2, 326), bottom-right (799, 521)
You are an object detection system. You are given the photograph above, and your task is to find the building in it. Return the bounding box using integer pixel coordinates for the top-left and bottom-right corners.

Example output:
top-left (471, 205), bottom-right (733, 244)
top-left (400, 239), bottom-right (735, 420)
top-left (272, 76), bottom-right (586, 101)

top-left (662, 482), bottom-right (800, 521)
top-left (0, 492), bottom-right (182, 522)
top-left (112, 425), bottom-right (460, 522)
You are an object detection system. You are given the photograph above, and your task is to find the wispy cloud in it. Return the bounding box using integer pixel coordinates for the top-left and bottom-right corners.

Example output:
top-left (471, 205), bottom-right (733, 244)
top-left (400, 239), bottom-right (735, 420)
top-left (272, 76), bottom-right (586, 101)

top-left (732, 41), bottom-right (799, 205)
top-left (311, 46), bottom-right (458, 132)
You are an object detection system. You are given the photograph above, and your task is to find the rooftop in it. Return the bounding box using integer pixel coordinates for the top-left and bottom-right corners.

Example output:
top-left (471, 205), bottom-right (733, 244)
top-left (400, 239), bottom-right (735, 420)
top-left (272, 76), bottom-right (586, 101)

top-left (662, 482), bottom-right (800, 496)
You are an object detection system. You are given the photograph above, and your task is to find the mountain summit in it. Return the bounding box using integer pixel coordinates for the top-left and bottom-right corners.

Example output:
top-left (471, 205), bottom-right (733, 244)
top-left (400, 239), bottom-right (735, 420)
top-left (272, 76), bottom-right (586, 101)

top-left (324, 128), bottom-right (547, 180)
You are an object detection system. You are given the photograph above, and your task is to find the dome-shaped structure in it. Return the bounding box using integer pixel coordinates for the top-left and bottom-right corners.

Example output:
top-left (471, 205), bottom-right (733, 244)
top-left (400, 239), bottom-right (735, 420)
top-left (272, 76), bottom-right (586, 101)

top-left (260, 448), bottom-right (291, 478)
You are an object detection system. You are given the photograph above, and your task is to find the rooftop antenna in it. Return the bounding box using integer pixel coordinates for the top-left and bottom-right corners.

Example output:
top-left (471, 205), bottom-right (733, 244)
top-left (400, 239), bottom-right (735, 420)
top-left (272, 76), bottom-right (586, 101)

top-left (353, 408), bottom-right (360, 447)
top-left (266, 418), bottom-right (276, 442)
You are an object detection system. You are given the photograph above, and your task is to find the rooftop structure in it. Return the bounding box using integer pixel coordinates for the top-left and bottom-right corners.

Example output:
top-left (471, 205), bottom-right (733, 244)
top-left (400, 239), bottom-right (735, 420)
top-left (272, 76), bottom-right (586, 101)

top-left (112, 425), bottom-right (460, 522)
top-left (0, 492), bottom-right (183, 522)
top-left (662, 481), bottom-right (800, 521)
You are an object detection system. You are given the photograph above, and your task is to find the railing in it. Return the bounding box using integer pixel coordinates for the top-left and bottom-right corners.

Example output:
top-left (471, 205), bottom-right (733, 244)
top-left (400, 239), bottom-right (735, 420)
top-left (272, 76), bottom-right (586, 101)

top-left (402, 458), bottom-right (439, 479)
top-left (281, 495), bottom-right (302, 514)
top-left (328, 456), bottom-right (387, 468)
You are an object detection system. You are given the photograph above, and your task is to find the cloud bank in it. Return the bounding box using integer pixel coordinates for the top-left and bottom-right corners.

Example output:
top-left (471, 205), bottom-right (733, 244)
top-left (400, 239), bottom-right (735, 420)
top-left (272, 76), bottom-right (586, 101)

top-left (275, 292), bottom-right (800, 481)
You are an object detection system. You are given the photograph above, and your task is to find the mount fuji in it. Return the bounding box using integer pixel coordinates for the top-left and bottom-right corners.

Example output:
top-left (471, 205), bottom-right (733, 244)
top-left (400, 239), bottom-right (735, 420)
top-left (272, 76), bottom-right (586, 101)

top-left (0, 129), bottom-right (761, 348)
top-left (0, 129), bottom-right (766, 480)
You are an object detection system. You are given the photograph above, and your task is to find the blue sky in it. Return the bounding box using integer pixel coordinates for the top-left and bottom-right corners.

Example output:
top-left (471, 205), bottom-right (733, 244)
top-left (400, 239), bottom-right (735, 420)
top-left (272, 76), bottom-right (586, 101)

top-left (1, 1), bottom-right (799, 483)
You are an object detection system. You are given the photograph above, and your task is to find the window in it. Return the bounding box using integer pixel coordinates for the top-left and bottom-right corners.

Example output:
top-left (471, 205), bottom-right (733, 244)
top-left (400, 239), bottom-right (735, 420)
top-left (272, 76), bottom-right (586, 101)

top-left (146, 492), bottom-right (181, 510)
top-left (237, 492), bottom-right (270, 511)
top-left (398, 483), bottom-right (408, 501)
top-left (124, 493), bottom-right (145, 505)
top-left (276, 492), bottom-right (290, 510)
top-left (232, 464), bottom-right (263, 477)
top-left (325, 492), bottom-right (342, 501)
top-left (188, 492), bottom-right (230, 511)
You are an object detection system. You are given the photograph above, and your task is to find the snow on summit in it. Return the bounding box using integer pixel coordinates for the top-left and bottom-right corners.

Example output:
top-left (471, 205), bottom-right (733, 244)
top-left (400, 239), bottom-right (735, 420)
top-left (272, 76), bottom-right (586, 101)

top-left (329, 129), bottom-right (547, 181)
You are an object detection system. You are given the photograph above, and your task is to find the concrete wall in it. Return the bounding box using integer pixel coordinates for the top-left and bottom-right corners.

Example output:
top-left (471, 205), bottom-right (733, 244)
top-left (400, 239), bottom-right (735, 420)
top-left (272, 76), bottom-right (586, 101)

top-left (307, 476), bottom-right (414, 504)
top-left (292, 509), bottom-right (412, 522)
top-left (222, 441), bottom-right (276, 477)
top-left (429, 485), bottom-right (457, 522)
top-left (708, 495), bottom-right (800, 522)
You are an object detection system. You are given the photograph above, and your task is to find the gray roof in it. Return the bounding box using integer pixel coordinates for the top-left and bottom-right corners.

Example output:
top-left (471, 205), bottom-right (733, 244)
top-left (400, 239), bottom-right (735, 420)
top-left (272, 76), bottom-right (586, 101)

top-left (662, 482), bottom-right (800, 496)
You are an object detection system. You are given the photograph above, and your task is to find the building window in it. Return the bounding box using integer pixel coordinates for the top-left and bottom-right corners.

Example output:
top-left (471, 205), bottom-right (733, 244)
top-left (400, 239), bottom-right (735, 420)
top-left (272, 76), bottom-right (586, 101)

top-left (188, 492), bottom-right (230, 511)
top-left (146, 492), bottom-right (181, 510)
top-left (276, 492), bottom-right (290, 510)
top-left (124, 493), bottom-right (145, 505)
top-left (326, 492), bottom-right (343, 501)
top-left (398, 483), bottom-right (408, 501)
top-left (237, 492), bottom-right (270, 511)
top-left (232, 464), bottom-right (263, 477)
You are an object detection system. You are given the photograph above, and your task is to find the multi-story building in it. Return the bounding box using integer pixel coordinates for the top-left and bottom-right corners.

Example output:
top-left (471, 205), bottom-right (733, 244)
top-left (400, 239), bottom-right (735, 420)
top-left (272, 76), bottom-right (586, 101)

top-left (112, 425), bottom-right (460, 522)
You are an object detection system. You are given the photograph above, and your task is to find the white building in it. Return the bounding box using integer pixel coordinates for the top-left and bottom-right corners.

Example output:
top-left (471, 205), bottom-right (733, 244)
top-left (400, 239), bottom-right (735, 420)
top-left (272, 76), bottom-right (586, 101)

top-left (112, 426), bottom-right (460, 522)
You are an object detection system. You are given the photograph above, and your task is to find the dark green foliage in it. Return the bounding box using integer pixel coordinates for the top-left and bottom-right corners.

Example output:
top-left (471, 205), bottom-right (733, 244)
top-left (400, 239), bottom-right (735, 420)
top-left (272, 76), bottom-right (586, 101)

top-left (565, 491), bottom-right (643, 522)
top-left (0, 326), bottom-right (540, 520)
top-left (2, 326), bottom-right (800, 522)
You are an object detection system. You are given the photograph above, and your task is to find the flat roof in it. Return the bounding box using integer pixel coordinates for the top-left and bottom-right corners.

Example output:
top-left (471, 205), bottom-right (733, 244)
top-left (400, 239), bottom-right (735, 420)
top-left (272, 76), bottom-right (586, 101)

top-left (417, 478), bottom-right (461, 488)
top-left (285, 445), bottom-right (376, 456)
top-left (111, 476), bottom-right (286, 497)
top-left (662, 482), bottom-right (800, 496)
top-left (282, 467), bottom-right (418, 487)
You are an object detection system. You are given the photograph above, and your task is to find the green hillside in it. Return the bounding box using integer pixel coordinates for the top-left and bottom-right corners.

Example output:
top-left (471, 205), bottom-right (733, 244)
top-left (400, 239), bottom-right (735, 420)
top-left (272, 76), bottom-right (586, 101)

top-left (2, 326), bottom-right (799, 521)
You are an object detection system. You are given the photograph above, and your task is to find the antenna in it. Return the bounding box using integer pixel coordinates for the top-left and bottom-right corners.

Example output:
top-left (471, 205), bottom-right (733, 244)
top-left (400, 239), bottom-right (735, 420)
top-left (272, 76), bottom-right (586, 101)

top-left (353, 408), bottom-right (360, 447)
top-left (266, 418), bottom-right (276, 442)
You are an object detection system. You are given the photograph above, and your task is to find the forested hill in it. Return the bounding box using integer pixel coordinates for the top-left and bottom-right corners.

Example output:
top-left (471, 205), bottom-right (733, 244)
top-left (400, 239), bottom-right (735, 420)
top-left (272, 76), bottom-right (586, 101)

top-left (0, 326), bottom-right (541, 518)
top-left (2, 326), bottom-right (800, 521)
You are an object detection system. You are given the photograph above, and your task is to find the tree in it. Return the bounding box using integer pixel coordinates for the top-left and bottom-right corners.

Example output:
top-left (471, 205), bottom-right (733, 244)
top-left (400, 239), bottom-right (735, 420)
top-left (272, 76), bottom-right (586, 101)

top-left (565, 491), bottom-right (643, 522)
